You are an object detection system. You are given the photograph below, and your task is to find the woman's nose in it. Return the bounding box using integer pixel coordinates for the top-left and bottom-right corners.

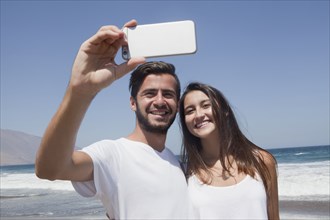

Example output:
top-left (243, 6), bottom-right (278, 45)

top-left (195, 109), bottom-right (205, 118)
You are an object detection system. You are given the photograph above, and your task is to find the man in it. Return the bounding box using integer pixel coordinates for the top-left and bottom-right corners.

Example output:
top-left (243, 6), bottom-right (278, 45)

top-left (35, 20), bottom-right (192, 219)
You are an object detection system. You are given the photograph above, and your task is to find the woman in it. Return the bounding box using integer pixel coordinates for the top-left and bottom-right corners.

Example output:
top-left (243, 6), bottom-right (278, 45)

top-left (179, 82), bottom-right (279, 220)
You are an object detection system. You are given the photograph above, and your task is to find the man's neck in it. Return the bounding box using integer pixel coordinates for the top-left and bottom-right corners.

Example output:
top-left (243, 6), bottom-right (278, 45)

top-left (127, 127), bottom-right (167, 152)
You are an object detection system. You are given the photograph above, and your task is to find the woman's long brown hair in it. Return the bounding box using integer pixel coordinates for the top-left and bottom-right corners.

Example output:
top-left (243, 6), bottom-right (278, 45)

top-left (179, 82), bottom-right (277, 193)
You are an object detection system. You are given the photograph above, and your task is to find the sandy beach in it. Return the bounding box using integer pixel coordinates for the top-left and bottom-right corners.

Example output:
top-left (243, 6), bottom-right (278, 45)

top-left (279, 200), bottom-right (329, 220)
top-left (1, 146), bottom-right (329, 220)
top-left (1, 200), bottom-right (329, 220)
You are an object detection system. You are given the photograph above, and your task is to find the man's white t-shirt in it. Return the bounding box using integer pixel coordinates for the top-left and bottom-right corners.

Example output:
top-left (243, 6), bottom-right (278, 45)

top-left (72, 138), bottom-right (192, 219)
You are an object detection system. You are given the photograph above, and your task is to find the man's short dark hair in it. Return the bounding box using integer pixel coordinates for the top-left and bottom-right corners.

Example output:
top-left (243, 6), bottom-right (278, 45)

top-left (129, 61), bottom-right (181, 100)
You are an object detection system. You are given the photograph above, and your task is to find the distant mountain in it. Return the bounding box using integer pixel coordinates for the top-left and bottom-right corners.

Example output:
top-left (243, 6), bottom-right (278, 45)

top-left (0, 129), bottom-right (42, 166)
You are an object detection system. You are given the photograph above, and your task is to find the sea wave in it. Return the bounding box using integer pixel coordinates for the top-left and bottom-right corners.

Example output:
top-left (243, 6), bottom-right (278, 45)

top-left (294, 152), bottom-right (308, 156)
top-left (0, 173), bottom-right (75, 191)
top-left (277, 161), bottom-right (329, 200)
top-left (1, 160), bottom-right (329, 200)
top-left (0, 192), bottom-right (48, 199)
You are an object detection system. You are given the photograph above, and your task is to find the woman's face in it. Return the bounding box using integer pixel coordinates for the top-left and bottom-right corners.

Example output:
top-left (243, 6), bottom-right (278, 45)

top-left (183, 90), bottom-right (218, 139)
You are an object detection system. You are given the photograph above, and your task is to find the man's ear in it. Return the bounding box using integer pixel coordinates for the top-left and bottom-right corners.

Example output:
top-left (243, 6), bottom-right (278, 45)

top-left (130, 96), bottom-right (137, 111)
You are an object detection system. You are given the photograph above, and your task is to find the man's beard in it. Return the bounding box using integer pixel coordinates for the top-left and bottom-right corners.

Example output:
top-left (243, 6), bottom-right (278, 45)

top-left (135, 104), bottom-right (176, 134)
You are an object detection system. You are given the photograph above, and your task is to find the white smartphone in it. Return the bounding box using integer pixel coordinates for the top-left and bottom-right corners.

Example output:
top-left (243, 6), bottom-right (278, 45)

top-left (122, 20), bottom-right (197, 60)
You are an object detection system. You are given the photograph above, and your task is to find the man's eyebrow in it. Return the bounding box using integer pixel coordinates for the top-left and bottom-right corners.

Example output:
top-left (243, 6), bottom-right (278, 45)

top-left (141, 88), bottom-right (176, 94)
top-left (141, 88), bottom-right (157, 93)
top-left (162, 89), bottom-right (176, 94)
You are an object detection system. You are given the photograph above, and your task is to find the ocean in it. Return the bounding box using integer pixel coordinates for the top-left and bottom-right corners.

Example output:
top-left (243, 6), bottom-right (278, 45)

top-left (1, 145), bottom-right (329, 219)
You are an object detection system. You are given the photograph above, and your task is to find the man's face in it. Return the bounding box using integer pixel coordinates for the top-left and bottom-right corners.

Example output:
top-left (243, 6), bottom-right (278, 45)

top-left (130, 74), bottom-right (179, 134)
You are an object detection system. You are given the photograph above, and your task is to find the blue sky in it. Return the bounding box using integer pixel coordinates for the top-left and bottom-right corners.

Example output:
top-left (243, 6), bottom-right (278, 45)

top-left (1, 1), bottom-right (329, 154)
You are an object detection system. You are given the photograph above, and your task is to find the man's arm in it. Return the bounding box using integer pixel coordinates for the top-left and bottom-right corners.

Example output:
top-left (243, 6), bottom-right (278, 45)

top-left (35, 20), bottom-right (145, 182)
top-left (35, 87), bottom-right (95, 182)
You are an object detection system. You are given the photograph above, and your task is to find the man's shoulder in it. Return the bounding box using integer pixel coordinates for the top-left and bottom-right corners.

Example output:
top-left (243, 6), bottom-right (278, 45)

top-left (80, 138), bottom-right (124, 154)
top-left (87, 139), bottom-right (118, 147)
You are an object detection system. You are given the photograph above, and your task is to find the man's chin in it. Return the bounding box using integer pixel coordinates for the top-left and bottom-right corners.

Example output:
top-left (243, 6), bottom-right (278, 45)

top-left (137, 112), bottom-right (175, 133)
top-left (152, 123), bottom-right (170, 130)
top-left (144, 123), bottom-right (171, 134)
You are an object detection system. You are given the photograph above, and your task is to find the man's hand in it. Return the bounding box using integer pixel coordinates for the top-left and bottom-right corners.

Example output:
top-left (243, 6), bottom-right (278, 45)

top-left (35, 20), bottom-right (145, 181)
top-left (70, 19), bottom-right (145, 97)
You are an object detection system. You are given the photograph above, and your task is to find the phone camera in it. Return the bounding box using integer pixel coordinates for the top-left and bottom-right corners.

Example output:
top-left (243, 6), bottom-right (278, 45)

top-left (122, 46), bottom-right (130, 60)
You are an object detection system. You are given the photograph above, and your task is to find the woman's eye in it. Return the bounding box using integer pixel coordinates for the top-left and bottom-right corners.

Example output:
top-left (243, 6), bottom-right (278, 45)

top-left (203, 104), bottom-right (210, 108)
top-left (185, 109), bottom-right (194, 115)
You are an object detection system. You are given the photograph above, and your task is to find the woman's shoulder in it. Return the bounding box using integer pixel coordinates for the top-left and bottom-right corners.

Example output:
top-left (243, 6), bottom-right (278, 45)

top-left (257, 149), bottom-right (277, 168)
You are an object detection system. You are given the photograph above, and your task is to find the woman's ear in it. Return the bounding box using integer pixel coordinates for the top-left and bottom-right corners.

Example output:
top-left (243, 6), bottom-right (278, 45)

top-left (130, 96), bottom-right (137, 111)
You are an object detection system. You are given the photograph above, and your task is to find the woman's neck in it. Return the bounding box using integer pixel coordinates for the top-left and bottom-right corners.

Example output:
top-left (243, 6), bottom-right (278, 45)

top-left (200, 135), bottom-right (221, 165)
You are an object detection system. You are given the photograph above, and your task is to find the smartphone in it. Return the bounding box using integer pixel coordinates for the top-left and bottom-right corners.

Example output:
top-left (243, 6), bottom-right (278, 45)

top-left (122, 20), bottom-right (197, 60)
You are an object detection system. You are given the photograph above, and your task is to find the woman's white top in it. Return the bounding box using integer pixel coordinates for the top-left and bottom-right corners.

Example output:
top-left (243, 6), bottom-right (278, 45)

top-left (187, 174), bottom-right (268, 219)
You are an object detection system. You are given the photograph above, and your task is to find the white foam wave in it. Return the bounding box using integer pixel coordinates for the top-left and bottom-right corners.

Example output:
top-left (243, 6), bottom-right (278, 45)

top-left (1, 173), bottom-right (75, 191)
top-left (2, 161), bottom-right (329, 200)
top-left (277, 161), bottom-right (330, 200)
top-left (294, 152), bottom-right (308, 156)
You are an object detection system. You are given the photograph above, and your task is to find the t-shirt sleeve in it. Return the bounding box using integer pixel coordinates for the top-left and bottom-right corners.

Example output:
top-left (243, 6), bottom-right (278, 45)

top-left (71, 140), bottom-right (120, 198)
top-left (71, 144), bottom-right (99, 197)
top-left (72, 179), bottom-right (96, 197)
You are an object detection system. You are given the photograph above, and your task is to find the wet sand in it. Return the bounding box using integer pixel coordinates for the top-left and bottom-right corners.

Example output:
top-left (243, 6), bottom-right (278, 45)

top-left (1, 200), bottom-right (329, 219)
top-left (280, 200), bottom-right (329, 219)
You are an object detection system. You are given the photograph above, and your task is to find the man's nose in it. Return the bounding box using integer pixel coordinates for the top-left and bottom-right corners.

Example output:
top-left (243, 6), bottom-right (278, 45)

top-left (154, 93), bottom-right (166, 106)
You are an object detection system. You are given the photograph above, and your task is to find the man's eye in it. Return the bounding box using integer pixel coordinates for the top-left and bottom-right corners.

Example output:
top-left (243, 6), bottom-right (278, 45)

top-left (145, 92), bottom-right (155, 97)
top-left (163, 93), bottom-right (175, 98)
